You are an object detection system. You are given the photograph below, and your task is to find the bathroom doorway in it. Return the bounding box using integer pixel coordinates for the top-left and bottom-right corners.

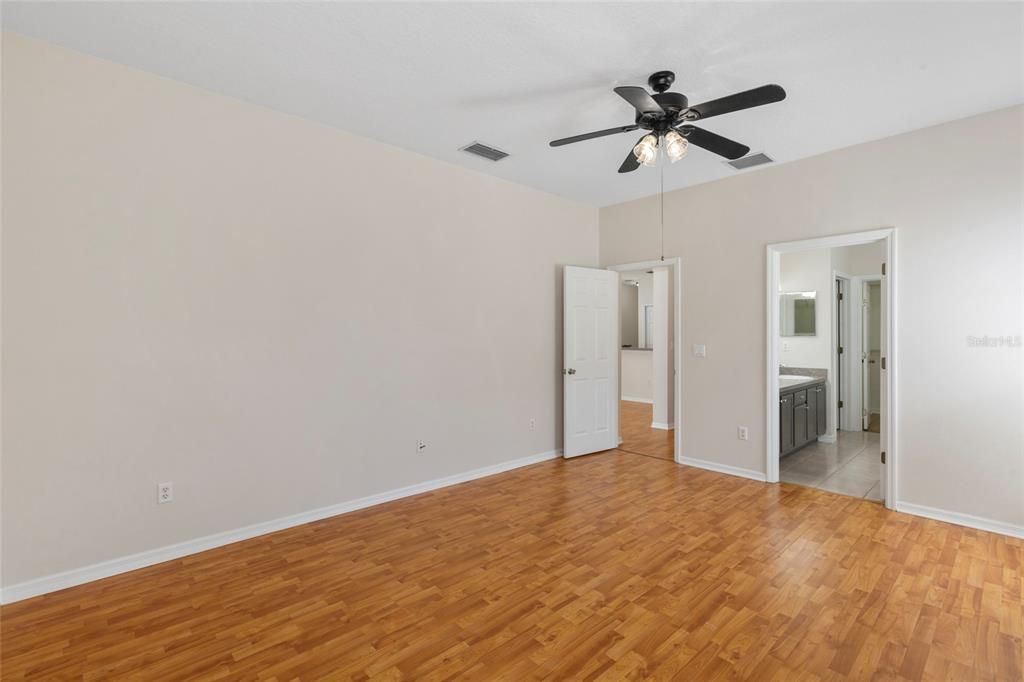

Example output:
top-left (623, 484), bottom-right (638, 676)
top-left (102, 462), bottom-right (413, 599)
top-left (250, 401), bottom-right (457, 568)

top-left (766, 230), bottom-right (896, 507)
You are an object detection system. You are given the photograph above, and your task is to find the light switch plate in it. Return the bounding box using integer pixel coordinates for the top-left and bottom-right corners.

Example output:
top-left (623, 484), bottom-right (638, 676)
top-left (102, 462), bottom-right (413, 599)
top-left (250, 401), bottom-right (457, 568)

top-left (692, 344), bottom-right (706, 358)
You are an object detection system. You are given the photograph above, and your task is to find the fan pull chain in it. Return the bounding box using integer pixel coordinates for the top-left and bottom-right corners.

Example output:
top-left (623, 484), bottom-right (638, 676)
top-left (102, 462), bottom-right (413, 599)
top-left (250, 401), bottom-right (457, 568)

top-left (660, 152), bottom-right (665, 261)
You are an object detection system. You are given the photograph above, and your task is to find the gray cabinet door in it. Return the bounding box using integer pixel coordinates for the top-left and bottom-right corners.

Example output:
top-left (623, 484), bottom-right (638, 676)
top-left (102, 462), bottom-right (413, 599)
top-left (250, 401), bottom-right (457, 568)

top-left (815, 384), bottom-right (827, 435)
top-left (780, 394), bottom-right (794, 452)
top-left (794, 402), bottom-right (808, 447)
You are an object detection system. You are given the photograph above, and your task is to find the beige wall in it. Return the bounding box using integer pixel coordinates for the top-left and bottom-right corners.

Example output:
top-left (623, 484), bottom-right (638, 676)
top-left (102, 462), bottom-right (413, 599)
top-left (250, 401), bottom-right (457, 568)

top-left (601, 105), bottom-right (1024, 529)
top-left (833, 241), bottom-right (884, 278)
top-left (1, 34), bottom-right (599, 586)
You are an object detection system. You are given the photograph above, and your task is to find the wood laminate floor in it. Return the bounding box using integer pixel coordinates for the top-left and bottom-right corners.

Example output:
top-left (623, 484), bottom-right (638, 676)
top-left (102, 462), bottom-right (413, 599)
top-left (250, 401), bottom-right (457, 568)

top-left (2, 452), bottom-right (1021, 681)
top-left (619, 400), bottom-right (674, 461)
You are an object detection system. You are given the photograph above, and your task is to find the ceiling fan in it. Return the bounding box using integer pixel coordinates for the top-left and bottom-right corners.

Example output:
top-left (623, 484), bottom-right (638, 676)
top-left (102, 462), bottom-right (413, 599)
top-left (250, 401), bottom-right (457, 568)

top-left (549, 70), bottom-right (786, 173)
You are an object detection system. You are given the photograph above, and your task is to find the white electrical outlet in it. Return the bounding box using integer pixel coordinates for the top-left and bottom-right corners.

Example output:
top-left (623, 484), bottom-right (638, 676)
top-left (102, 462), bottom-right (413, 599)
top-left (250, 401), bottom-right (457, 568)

top-left (737, 426), bottom-right (749, 441)
top-left (529, 418), bottom-right (536, 430)
top-left (158, 481), bottom-right (174, 504)
top-left (416, 440), bottom-right (427, 453)
top-left (693, 344), bottom-right (707, 358)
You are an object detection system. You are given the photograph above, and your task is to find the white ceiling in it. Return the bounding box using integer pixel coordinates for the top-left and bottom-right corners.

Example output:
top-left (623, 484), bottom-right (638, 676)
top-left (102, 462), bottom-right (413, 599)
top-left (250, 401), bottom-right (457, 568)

top-left (5, 2), bottom-right (1023, 207)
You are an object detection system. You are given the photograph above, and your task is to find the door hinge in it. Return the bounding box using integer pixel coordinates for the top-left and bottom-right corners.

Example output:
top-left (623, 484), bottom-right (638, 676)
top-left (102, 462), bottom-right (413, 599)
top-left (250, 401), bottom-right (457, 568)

top-left (838, 346), bottom-right (844, 354)
top-left (882, 262), bottom-right (886, 276)
top-left (838, 292), bottom-right (844, 301)
top-left (838, 400), bottom-right (844, 408)
top-left (880, 451), bottom-right (886, 464)
top-left (881, 357), bottom-right (886, 370)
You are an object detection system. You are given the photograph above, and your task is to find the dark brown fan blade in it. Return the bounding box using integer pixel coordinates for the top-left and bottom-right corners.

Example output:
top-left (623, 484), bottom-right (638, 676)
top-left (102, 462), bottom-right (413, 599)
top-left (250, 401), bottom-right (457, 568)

top-left (617, 135), bottom-right (647, 173)
top-left (683, 84), bottom-right (786, 121)
top-left (614, 86), bottom-right (664, 116)
top-left (677, 125), bottom-right (750, 160)
top-left (549, 124), bottom-right (639, 147)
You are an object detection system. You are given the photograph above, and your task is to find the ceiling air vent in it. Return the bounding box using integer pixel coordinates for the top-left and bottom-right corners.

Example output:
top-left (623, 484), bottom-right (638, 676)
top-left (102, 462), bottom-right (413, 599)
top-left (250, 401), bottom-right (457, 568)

top-left (726, 152), bottom-right (774, 171)
top-left (460, 141), bottom-right (509, 162)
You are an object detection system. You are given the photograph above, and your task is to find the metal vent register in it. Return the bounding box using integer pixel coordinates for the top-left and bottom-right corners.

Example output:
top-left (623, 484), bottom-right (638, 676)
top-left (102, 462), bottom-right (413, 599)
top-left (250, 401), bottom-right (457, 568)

top-left (460, 142), bottom-right (509, 162)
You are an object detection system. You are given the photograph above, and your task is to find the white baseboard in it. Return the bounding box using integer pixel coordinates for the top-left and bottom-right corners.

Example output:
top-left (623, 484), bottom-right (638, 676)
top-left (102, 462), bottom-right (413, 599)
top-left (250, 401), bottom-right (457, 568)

top-left (0, 448), bottom-right (562, 604)
top-left (678, 456), bottom-right (767, 482)
top-left (817, 434), bottom-right (836, 444)
top-left (651, 422), bottom-right (674, 430)
top-left (895, 501), bottom-right (1024, 540)
top-left (621, 396), bottom-right (653, 404)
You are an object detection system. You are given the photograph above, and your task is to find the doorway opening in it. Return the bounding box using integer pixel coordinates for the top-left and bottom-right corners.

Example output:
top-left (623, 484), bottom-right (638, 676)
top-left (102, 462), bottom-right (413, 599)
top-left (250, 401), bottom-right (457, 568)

top-left (616, 266), bottom-right (674, 461)
top-left (606, 256), bottom-right (679, 462)
top-left (767, 229), bottom-right (896, 507)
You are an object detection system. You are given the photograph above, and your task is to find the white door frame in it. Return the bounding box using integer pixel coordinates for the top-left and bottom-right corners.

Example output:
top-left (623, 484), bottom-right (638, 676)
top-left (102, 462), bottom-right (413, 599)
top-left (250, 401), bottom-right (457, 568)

top-left (766, 229), bottom-right (897, 508)
top-left (607, 258), bottom-right (684, 464)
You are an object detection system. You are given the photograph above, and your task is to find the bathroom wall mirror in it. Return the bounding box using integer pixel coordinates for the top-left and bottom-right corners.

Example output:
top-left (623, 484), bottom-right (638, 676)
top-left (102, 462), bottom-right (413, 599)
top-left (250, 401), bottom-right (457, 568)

top-left (780, 291), bottom-right (817, 336)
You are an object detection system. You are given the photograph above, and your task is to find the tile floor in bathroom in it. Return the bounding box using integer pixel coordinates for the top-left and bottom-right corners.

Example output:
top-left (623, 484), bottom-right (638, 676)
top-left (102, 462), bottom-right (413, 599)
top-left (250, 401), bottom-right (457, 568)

top-left (780, 430), bottom-right (882, 501)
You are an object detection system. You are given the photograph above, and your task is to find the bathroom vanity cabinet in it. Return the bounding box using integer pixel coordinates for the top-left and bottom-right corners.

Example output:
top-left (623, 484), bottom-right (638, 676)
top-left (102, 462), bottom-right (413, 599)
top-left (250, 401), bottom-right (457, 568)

top-left (780, 379), bottom-right (827, 455)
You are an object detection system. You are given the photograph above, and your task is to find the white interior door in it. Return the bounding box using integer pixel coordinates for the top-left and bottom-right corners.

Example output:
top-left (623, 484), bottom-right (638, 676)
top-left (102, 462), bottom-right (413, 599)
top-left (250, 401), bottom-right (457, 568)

top-left (563, 266), bottom-right (619, 458)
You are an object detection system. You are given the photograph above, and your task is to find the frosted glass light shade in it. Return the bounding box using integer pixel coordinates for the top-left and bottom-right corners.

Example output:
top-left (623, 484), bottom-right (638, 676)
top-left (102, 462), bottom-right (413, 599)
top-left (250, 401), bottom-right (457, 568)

top-left (633, 134), bottom-right (658, 166)
top-left (664, 130), bottom-right (688, 163)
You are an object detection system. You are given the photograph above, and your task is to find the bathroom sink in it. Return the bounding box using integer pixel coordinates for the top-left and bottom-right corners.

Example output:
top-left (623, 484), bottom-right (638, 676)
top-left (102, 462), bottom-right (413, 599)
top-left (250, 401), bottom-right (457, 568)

top-left (779, 374), bottom-right (817, 389)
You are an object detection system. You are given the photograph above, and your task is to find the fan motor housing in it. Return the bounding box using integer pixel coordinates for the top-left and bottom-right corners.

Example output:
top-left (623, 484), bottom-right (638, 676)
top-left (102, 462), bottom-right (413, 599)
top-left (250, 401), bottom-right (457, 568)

top-left (637, 92), bottom-right (689, 131)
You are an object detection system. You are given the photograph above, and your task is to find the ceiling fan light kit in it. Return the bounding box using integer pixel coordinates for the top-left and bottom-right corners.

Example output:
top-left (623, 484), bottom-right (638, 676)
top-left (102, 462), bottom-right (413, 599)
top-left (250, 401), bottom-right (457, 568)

top-left (632, 130), bottom-right (688, 166)
top-left (549, 70), bottom-right (786, 173)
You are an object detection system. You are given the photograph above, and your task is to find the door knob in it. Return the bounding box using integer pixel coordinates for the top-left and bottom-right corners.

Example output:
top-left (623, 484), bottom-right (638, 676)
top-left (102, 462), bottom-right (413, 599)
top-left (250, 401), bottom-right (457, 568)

top-left (564, 368), bottom-right (576, 375)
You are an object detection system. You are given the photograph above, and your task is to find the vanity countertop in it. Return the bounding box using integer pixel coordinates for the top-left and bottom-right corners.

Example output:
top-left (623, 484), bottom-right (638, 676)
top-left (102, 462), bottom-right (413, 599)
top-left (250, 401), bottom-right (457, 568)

top-left (779, 375), bottom-right (825, 392)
